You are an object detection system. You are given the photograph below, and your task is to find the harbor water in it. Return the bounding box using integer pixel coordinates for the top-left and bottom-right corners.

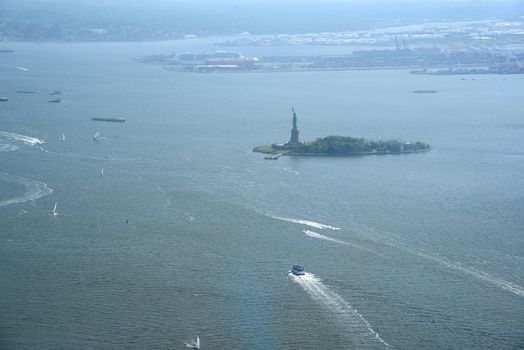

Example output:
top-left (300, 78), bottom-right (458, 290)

top-left (0, 39), bottom-right (523, 349)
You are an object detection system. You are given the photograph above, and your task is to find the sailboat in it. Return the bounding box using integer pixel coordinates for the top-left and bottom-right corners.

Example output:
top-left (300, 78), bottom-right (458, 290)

top-left (100, 168), bottom-right (104, 177)
top-left (185, 336), bottom-right (200, 349)
top-left (61, 133), bottom-right (65, 142)
top-left (93, 131), bottom-right (100, 142)
top-left (50, 202), bottom-right (58, 217)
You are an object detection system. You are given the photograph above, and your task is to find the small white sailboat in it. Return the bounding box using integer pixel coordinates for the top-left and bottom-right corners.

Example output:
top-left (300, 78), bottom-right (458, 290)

top-left (50, 202), bottom-right (58, 217)
top-left (185, 336), bottom-right (200, 349)
top-left (93, 131), bottom-right (100, 141)
top-left (61, 133), bottom-right (65, 142)
top-left (100, 168), bottom-right (104, 177)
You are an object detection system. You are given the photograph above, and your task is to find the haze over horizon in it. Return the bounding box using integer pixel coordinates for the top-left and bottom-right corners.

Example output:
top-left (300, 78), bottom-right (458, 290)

top-left (1, 0), bottom-right (523, 42)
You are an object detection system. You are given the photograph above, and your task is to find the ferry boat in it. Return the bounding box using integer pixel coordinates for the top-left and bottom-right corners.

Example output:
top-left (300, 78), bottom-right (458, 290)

top-left (265, 153), bottom-right (282, 160)
top-left (291, 264), bottom-right (305, 276)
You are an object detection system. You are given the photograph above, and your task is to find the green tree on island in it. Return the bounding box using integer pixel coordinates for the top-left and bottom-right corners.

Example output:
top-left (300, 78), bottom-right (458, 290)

top-left (292, 135), bottom-right (430, 155)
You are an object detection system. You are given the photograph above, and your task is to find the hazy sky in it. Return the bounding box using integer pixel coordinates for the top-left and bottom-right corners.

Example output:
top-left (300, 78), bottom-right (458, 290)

top-left (3, 0), bottom-right (522, 40)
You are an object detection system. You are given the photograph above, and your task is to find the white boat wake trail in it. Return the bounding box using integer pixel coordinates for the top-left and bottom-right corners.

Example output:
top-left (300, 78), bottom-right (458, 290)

top-left (269, 215), bottom-right (340, 230)
top-left (291, 272), bottom-right (390, 349)
top-left (0, 173), bottom-right (53, 208)
top-left (0, 64), bottom-right (29, 71)
top-left (303, 229), bottom-right (347, 244)
top-left (176, 209), bottom-right (195, 221)
top-left (302, 230), bottom-right (386, 258)
top-left (0, 131), bottom-right (44, 146)
top-left (355, 225), bottom-right (524, 298)
top-left (283, 167), bottom-right (299, 175)
top-left (412, 247), bottom-right (524, 298)
top-left (0, 143), bottom-right (18, 152)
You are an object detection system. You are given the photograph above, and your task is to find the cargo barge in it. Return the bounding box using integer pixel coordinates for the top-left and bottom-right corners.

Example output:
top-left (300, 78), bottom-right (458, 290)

top-left (92, 117), bottom-right (125, 123)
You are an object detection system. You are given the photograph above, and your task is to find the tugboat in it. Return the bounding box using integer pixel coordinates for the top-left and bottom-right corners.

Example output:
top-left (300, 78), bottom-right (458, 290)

top-left (291, 264), bottom-right (305, 276)
top-left (264, 153), bottom-right (282, 160)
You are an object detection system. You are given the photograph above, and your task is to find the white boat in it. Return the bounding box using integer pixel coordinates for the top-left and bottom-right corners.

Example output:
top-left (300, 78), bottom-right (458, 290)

top-left (100, 168), bottom-right (104, 177)
top-left (61, 133), bottom-right (65, 142)
top-left (93, 131), bottom-right (100, 141)
top-left (50, 202), bottom-right (58, 217)
top-left (264, 153), bottom-right (282, 160)
top-left (185, 336), bottom-right (200, 349)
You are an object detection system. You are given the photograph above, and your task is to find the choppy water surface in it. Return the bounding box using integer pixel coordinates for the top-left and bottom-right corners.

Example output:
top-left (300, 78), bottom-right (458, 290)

top-left (0, 39), bottom-right (523, 349)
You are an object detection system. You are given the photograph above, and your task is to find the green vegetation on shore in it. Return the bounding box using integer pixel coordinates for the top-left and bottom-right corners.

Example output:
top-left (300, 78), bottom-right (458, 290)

top-left (254, 135), bottom-right (430, 156)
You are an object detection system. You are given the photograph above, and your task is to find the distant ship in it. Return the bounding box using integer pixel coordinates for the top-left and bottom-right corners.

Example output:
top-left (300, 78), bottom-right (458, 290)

top-left (290, 264), bottom-right (305, 276)
top-left (92, 117), bottom-right (125, 123)
top-left (49, 90), bottom-right (64, 95)
top-left (16, 90), bottom-right (38, 94)
top-left (0, 97), bottom-right (8, 102)
top-left (413, 90), bottom-right (437, 93)
top-left (48, 98), bottom-right (61, 103)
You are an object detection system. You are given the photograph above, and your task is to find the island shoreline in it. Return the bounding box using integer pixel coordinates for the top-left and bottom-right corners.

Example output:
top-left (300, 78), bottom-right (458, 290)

top-left (253, 146), bottom-right (431, 157)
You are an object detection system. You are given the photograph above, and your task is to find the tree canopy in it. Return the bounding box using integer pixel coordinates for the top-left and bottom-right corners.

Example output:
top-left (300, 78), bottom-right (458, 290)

top-left (293, 135), bottom-right (430, 155)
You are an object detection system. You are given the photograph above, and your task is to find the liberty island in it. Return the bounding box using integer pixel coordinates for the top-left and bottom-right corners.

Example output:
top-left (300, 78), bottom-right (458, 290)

top-left (253, 108), bottom-right (431, 156)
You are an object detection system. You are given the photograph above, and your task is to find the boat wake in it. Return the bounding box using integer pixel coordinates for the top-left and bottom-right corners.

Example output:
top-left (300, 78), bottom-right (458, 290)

top-left (0, 64), bottom-right (29, 71)
top-left (303, 229), bottom-right (347, 244)
top-left (291, 272), bottom-right (390, 349)
top-left (351, 224), bottom-right (524, 298)
top-left (0, 173), bottom-right (53, 208)
top-left (156, 184), bottom-right (195, 221)
top-left (0, 143), bottom-right (18, 152)
top-left (0, 131), bottom-right (44, 146)
top-left (44, 149), bottom-right (136, 162)
top-left (283, 167), bottom-right (300, 175)
top-left (162, 198), bottom-right (195, 220)
top-left (302, 229), bottom-right (386, 258)
top-left (269, 215), bottom-right (340, 230)
top-left (413, 248), bottom-right (524, 298)
top-left (176, 209), bottom-right (196, 221)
